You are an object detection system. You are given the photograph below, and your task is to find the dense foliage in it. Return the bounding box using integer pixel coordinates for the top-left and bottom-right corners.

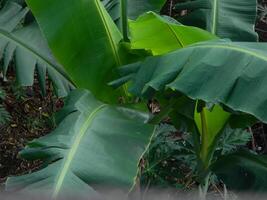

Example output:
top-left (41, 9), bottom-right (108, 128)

top-left (1, 0), bottom-right (267, 199)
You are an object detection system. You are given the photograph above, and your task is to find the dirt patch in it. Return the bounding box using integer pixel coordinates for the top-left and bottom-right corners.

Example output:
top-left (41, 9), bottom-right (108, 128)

top-left (0, 69), bottom-right (63, 189)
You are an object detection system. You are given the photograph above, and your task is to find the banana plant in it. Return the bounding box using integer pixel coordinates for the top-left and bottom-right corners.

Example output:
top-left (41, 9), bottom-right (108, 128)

top-left (6, 89), bottom-right (155, 198)
top-left (174, 0), bottom-right (259, 41)
top-left (0, 0), bottom-right (213, 101)
top-left (4, 0), bottom-right (217, 198)
top-left (4, 0), bottom-right (264, 198)
top-left (111, 39), bottom-right (267, 190)
top-left (3, 0), bottom-right (257, 97)
top-left (0, 0), bottom-right (162, 98)
top-left (26, 0), bottom-right (215, 103)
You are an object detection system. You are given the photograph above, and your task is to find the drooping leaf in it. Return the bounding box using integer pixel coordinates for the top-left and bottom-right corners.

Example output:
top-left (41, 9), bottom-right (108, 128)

top-left (6, 89), bottom-right (155, 198)
top-left (174, 0), bottom-right (258, 41)
top-left (26, 0), bottom-right (130, 103)
top-left (129, 12), bottom-right (217, 55)
top-left (111, 40), bottom-right (267, 124)
top-left (211, 150), bottom-right (267, 191)
top-left (0, 2), bottom-right (73, 97)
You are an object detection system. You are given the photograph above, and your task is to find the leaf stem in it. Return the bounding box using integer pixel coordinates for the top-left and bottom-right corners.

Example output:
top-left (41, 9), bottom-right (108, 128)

top-left (200, 108), bottom-right (209, 168)
top-left (199, 173), bottom-right (210, 200)
top-left (120, 0), bottom-right (129, 41)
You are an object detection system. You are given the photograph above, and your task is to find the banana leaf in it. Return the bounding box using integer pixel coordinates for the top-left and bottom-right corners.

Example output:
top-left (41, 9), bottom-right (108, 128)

top-left (26, 0), bottom-right (131, 103)
top-left (129, 12), bottom-right (217, 55)
top-left (6, 89), bottom-right (155, 199)
top-left (211, 150), bottom-right (267, 191)
top-left (174, 0), bottom-right (258, 41)
top-left (112, 40), bottom-right (267, 123)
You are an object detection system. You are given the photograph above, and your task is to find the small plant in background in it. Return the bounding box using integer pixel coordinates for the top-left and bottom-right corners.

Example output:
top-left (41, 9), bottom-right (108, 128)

top-left (141, 123), bottom-right (252, 192)
top-left (11, 84), bottom-right (27, 101)
top-left (0, 88), bottom-right (10, 126)
top-left (256, 0), bottom-right (267, 42)
top-left (258, 3), bottom-right (267, 23)
top-left (0, 88), bottom-right (5, 100)
top-left (141, 125), bottom-right (196, 189)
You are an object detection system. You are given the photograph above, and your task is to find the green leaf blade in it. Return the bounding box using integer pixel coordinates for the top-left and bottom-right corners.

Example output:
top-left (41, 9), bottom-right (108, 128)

top-left (129, 12), bottom-right (217, 55)
top-left (175, 0), bottom-right (258, 41)
top-left (212, 151), bottom-right (267, 191)
top-left (114, 40), bottom-right (267, 123)
top-left (26, 0), bottom-right (129, 103)
top-left (6, 89), bottom-right (155, 198)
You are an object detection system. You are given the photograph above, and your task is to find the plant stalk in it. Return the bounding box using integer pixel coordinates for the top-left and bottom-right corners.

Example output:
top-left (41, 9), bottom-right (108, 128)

top-left (200, 108), bottom-right (209, 169)
top-left (120, 0), bottom-right (129, 41)
top-left (199, 173), bottom-right (210, 200)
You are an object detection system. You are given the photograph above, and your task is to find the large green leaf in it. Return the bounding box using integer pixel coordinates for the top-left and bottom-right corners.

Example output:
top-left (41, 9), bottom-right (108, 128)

top-left (111, 40), bottom-right (267, 123)
top-left (26, 0), bottom-right (130, 103)
top-left (174, 0), bottom-right (258, 41)
top-left (129, 12), bottom-right (217, 55)
top-left (0, 2), bottom-right (73, 97)
top-left (6, 89), bottom-right (154, 198)
top-left (211, 151), bottom-right (267, 191)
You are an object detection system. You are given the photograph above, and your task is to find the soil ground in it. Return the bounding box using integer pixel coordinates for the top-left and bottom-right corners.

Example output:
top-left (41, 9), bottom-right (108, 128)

top-left (0, 70), bottom-right (63, 189)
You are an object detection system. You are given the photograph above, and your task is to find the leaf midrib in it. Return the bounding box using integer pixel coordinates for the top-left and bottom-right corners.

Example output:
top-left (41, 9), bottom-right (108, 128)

top-left (188, 44), bottom-right (267, 62)
top-left (0, 29), bottom-right (73, 84)
top-left (52, 104), bottom-right (107, 198)
top-left (95, 0), bottom-right (129, 96)
top-left (95, 0), bottom-right (122, 66)
top-left (165, 23), bottom-right (184, 48)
